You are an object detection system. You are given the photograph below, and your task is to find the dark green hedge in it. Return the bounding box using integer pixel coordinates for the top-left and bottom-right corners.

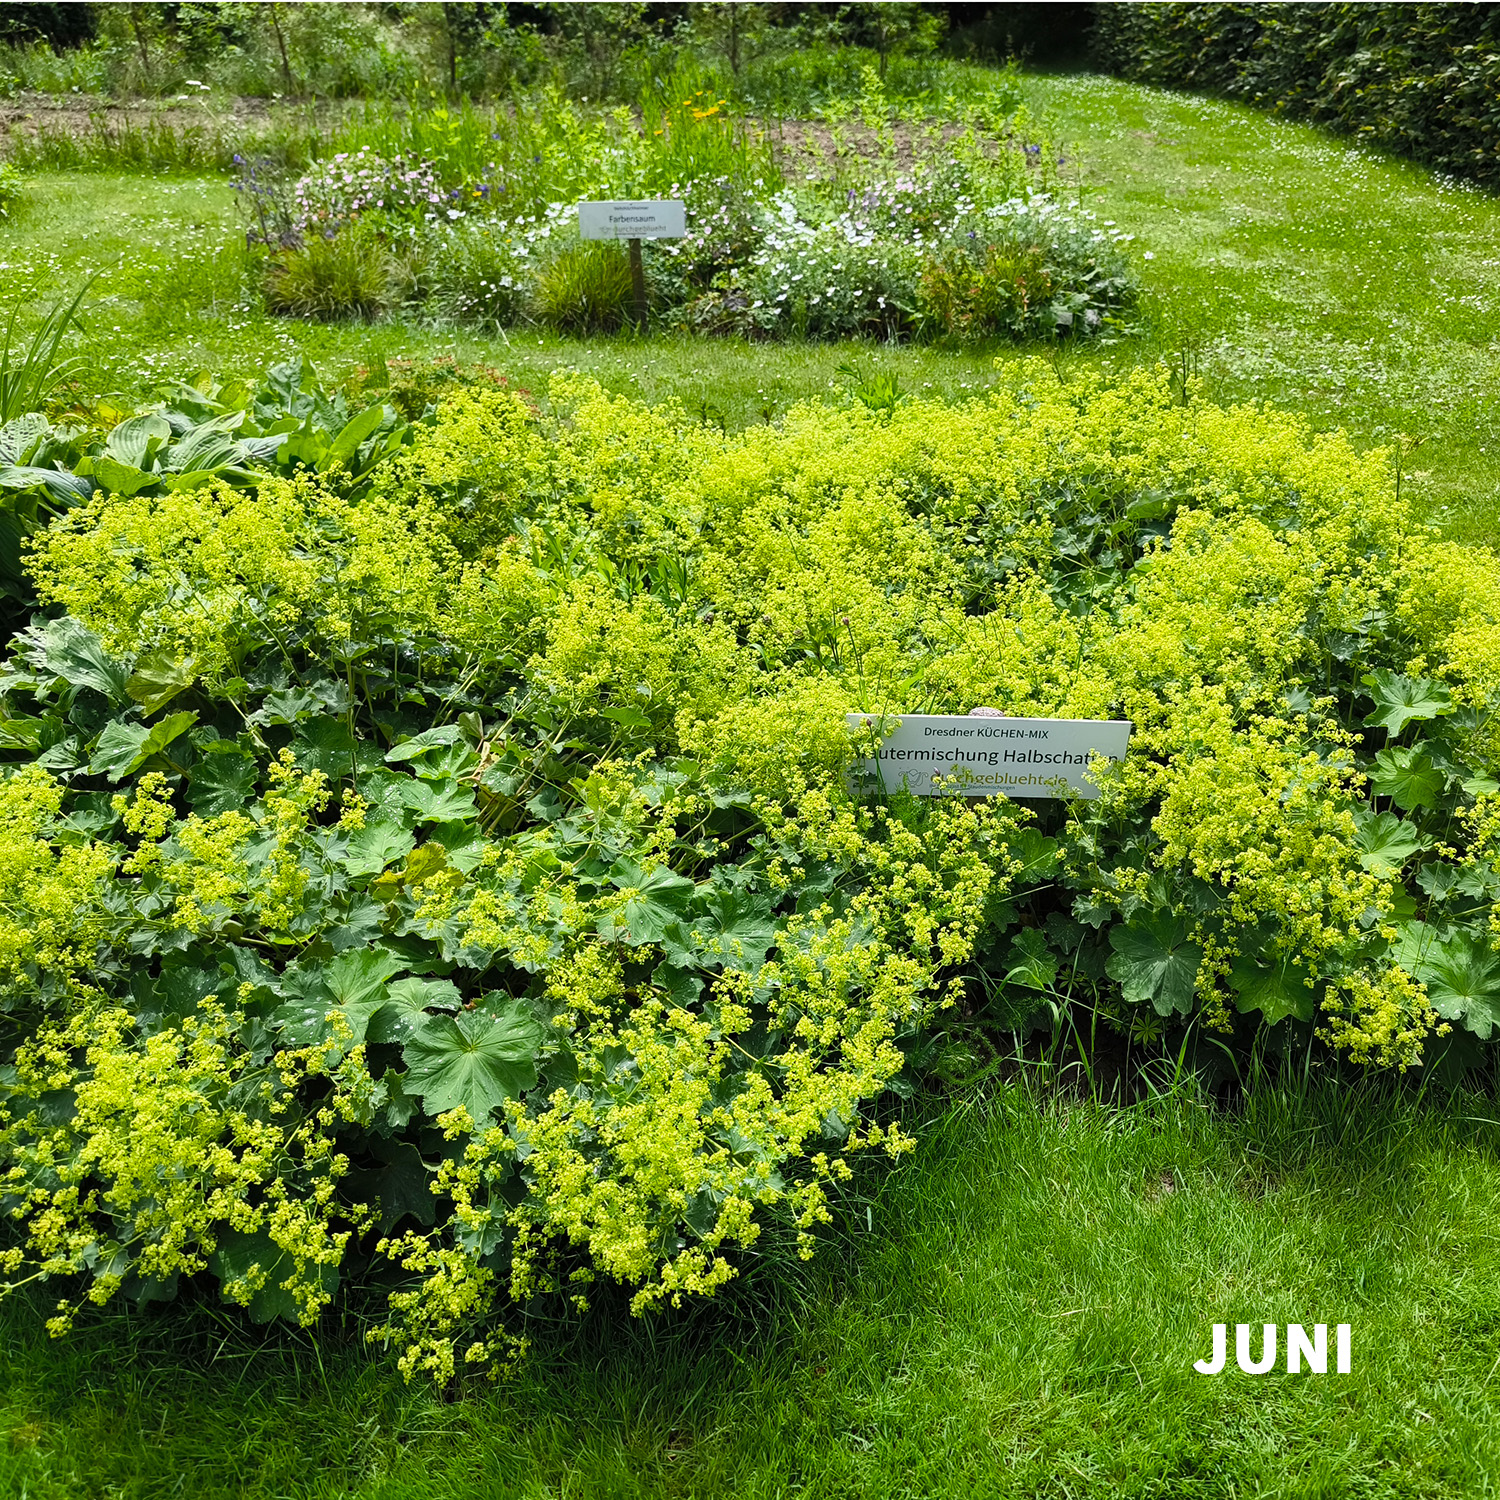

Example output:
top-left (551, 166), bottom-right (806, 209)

top-left (1091, 3), bottom-right (1500, 188)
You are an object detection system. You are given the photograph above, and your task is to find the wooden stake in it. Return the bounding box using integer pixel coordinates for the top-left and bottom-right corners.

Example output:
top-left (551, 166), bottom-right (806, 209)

top-left (628, 236), bottom-right (648, 332)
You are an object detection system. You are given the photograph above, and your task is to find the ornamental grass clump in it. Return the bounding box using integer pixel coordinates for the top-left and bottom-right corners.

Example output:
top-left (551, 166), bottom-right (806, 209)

top-left (262, 223), bottom-right (393, 320)
top-left (0, 361), bottom-right (1496, 1377)
top-left (533, 241), bottom-right (636, 334)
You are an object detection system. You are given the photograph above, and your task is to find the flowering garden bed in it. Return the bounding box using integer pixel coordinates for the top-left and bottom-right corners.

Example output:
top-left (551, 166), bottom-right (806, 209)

top-left (237, 81), bottom-right (1138, 342)
top-left (0, 357), bottom-right (1496, 1376)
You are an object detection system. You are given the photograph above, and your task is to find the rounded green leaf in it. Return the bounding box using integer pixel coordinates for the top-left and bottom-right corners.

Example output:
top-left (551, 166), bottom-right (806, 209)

top-left (401, 995), bottom-right (545, 1120)
top-left (1106, 913), bottom-right (1202, 1016)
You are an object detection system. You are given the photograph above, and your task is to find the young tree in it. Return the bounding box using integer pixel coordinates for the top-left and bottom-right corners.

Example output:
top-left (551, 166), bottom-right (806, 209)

top-left (91, 1), bottom-right (167, 91)
top-left (860, 2), bottom-right (947, 79)
top-left (545, 1), bottom-right (651, 99)
top-left (402, 2), bottom-right (492, 96)
top-left (264, 1), bottom-right (295, 94)
top-left (684, 2), bottom-right (776, 77)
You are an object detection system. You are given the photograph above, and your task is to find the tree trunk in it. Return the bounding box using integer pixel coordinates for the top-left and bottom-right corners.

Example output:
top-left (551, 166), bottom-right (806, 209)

top-left (269, 3), bottom-right (294, 96)
top-left (443, 2), bottom-right (459, 95)
top-left (129, 5), bottom-right (150, 76)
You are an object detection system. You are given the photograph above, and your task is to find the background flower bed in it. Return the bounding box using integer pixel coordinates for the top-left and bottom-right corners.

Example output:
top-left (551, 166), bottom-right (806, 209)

top-left (0, 359), bottom-right (1497, 1377)
top-left (234, 74), bottom-right (1137, 343)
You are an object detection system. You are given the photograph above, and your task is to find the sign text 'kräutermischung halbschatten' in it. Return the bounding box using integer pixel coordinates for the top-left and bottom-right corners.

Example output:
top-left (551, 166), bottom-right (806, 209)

top-left (848, 714), bottom-right (1132, 799)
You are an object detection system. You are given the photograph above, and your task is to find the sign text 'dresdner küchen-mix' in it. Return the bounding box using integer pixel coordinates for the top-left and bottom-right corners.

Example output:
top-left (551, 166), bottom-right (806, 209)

top-left (848, 714), bottom-right (1133, 799)
top-left (577, 199), bottom-right (686, 240)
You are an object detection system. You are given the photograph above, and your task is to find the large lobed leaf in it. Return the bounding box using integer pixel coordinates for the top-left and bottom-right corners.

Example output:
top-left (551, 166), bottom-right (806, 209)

top-left (401, 995), bottom-right (546, 1121)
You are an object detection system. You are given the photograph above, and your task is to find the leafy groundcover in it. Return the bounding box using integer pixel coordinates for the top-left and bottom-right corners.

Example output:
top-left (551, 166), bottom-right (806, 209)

top-left (0, 361), bottom-right (1497, 1378)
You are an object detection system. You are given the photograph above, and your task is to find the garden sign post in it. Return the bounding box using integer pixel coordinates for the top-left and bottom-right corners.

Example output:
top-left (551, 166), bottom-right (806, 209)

top-left (847, 710), bottom-right (1132, 799)
top-left (577, 199), bottom-right (687, 331)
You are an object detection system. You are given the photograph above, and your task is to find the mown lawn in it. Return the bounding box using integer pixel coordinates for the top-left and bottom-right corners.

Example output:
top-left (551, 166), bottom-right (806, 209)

top-left (3, 71), bottom-right (1499, 539)
top-left (4, 1083), bottom-right (1499, 1499)
top-left (4, 65), bottom-right (1500, 1499)
top-left (1027, 73), bottom-right (1500, 544)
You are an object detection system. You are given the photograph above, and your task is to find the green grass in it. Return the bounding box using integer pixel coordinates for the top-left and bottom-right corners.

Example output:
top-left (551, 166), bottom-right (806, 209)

top-left (3, 70), bottom-right (1499, 539)
top-left (5, 65), bottom-right (1500, 1496)
top-left (1027, 74), bottom-right (1500, 543)
top-left (4, 1080), bottom-right (1500, 1498)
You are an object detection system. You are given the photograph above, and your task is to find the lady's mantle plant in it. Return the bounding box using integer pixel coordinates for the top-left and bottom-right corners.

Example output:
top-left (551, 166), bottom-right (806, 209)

top-left (0, 362), bottom-right (1496, 1378)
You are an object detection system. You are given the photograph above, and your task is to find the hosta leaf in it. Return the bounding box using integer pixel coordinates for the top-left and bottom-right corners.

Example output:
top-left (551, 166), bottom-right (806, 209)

top-left (1353, 808), bottom-right (1431, 874)
top-left (1228, 956), bottom-right (1317, 1024)
top-left (88, 454), bottom-right (156, 497)
top-left (327, 402), bottom-right (387, 466)
top-left (1369, 746), bottom-right (1444, 811)
top-left (167, 419), bottom-right (239, 474)
top-left (401, 995), bottom-right (544, 1120)
top-left (1361, 669), bottom-right (1453, 737)
top-left (0, 463), bottom-right (95, 506)
top-left (1106, 913), bottom-right (1202, 1016)
top-left (88, 710), bottom-right (196, 781)
top-left (103, 412), bottom-right (171, 469)
top-left (0, 412), bottom-right (49, 465)
top-left (162, 468), bottom-right (225, 493)
top-left (600, 859), bottom-right (697, 945)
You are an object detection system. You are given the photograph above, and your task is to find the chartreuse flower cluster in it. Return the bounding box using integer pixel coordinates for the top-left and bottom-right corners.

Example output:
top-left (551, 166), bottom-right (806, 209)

top-left (1, 359), bottom-right (1497, 1377)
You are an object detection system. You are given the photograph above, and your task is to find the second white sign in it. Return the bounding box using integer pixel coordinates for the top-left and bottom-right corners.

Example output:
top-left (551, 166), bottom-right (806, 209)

top-left (578, 199), bottom-right (686, 240)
